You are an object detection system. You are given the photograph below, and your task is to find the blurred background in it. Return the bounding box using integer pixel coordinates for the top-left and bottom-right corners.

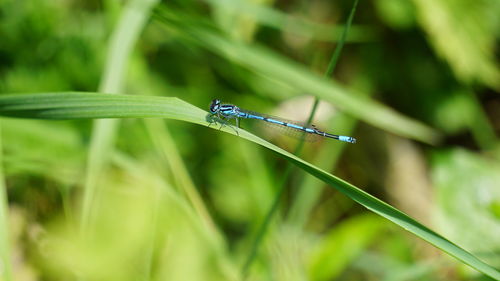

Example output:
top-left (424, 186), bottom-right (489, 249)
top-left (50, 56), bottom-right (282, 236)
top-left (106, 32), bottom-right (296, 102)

top-left (0, 0), bottom-right (499, 280)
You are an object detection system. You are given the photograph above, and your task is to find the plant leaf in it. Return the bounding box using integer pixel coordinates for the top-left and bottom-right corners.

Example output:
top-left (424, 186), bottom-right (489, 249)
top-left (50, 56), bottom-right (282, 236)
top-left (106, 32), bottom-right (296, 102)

top-left (0, 92), bottom-right (498, 280)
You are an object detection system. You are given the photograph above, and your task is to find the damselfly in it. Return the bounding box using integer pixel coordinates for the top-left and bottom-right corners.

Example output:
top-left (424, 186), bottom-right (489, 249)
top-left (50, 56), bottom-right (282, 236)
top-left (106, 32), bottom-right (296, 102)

top-left (208, 99), bottom-right (356, 143)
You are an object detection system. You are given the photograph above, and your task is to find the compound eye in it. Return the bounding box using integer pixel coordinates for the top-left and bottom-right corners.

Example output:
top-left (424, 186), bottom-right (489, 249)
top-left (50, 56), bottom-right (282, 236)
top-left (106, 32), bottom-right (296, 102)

top-left (209, 99), bottom-right (220, 113)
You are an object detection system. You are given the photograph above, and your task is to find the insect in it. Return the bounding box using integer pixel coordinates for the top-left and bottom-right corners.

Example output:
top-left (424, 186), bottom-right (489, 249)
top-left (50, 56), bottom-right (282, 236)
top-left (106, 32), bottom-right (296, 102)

top-left (208, 99), bottom-right (356, 143)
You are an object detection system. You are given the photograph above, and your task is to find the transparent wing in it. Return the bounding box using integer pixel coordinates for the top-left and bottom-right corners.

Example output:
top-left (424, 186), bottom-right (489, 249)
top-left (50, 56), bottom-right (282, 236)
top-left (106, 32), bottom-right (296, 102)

top-left (238, 109), bottom-right (320, 142)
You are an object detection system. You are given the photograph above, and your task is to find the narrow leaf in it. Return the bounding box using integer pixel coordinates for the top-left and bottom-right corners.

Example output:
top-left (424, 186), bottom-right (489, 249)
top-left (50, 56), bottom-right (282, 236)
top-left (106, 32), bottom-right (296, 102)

top-left (0, 92), bottom-right (498, 280)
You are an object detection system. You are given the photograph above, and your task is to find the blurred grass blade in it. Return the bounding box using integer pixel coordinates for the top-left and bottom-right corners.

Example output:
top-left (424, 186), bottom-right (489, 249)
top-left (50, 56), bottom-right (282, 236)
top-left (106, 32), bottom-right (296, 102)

top-left (309, 214), bottom-right (387, 281)
top-left (412, 0), bottom-right (500, 88)
top-left (0, 92), bottom-right (498, 279)
top-left (153, 8), bottom-right (442, 145)
top-left (289, 82), bottom-right (370, 228)
top-left (204, 0), bottom-right (373, 42)
top-left (144, 119), bottom-right (217, 232)
top-left (82, 0), bottom-right (159, 232)
top-left (0, 124), bottom-right (13, 281)
top-left (289, 1), bottom-right (363, 227)
top-left (243, 0), bottom-right (360, 276)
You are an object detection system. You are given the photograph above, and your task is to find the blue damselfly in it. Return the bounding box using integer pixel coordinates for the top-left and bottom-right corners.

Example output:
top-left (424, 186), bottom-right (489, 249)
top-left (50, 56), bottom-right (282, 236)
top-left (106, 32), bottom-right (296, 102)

top-left (208, 99), bottom-right (356, 143)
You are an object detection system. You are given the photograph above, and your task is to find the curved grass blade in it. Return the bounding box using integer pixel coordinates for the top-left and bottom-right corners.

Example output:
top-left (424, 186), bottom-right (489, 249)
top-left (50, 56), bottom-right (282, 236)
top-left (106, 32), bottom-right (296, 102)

top-left (0, 92), bottom-right (498, 280)
top-left (0, 92), bottom-right (206, 123)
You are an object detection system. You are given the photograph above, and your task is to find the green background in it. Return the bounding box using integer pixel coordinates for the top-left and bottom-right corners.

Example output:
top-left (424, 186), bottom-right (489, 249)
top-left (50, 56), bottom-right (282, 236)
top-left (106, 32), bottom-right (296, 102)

top-left (0, 0), bottom-right (499, 280)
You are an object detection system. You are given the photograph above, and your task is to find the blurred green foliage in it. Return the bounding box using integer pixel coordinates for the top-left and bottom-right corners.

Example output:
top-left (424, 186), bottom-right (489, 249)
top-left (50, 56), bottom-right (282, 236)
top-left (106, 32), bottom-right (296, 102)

top-left (0, 0), bottom-right (499, 280)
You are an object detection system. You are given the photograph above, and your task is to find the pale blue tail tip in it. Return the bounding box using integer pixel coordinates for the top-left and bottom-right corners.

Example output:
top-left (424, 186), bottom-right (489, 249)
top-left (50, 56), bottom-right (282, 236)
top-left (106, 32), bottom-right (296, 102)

top-left (339, 136), bottom-right (357, 143)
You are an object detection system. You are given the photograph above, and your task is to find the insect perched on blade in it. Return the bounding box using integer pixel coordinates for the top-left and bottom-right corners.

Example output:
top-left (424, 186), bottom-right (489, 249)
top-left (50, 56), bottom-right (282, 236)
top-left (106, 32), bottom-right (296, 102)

top-left (208, 99), bottom-right (356, 143)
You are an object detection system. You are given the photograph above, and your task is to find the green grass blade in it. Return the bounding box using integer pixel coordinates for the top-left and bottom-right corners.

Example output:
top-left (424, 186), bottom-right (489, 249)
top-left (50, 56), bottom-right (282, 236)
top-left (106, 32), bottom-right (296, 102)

top-left (144, 119), bottom-right (217, 232)
top-left (81, 0), bottom-right (159, 232)
top-left (0, 92), bottom-right (498, 280)
top-left (0, 92), bottom-right (205, 122)
top-left (308, 214), bottom-right (387, 280)
top-left (412, 0), bottom-right (500, 89)
top-left (289, 86), bottom-right (370, 228)
top-left (0, 124), bottom-right (13, 281)
top-left (243, 0), bottom-right (360, 276)
top-left (324, 0), bottom-right (358, 78)
top-left (203, 0), bottom-right (373, 42)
